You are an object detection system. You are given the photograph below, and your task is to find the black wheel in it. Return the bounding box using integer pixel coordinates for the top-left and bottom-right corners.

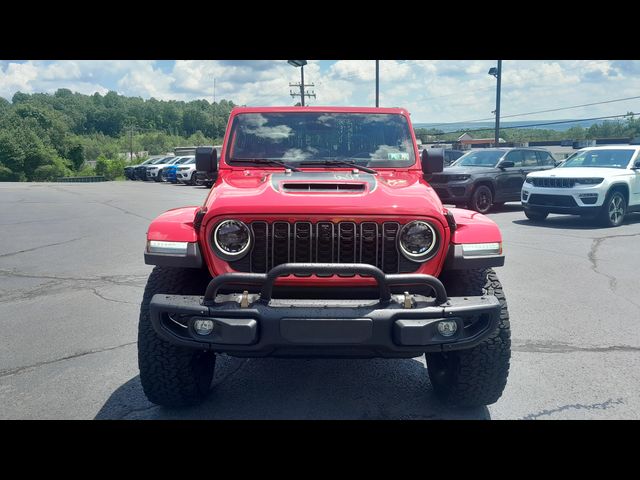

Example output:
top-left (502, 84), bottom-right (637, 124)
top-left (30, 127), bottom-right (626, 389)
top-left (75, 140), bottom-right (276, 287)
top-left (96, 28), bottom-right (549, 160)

top-left (598, 190), bottom-right (626, 227)
top-left (138, 266), bottom-right (216, 407)
top-left (469, 185), bottom-right (493, 214)
top-left (426, 268), bottom-right (511, 407)
top-left (524, 209), bottom-right (548, 222)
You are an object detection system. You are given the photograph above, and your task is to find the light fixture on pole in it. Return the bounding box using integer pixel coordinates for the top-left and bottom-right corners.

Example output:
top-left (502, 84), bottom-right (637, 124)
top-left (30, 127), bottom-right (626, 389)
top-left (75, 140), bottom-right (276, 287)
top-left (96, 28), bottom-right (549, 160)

top-left (488, 61), bottom-right (502, 146)
top-left (288, 60), bottom-right (308, 106)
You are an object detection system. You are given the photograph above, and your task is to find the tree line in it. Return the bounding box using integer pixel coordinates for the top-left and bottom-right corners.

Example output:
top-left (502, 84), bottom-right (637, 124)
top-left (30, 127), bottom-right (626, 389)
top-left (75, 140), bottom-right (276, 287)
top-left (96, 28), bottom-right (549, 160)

top-left (0, 89), bottom-right (235, 181)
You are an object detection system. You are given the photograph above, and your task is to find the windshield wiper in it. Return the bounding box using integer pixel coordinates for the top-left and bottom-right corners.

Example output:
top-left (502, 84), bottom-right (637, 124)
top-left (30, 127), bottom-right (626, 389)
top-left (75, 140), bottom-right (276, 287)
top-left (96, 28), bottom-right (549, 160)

top-left (229, 159), bottom-right (301, 172)
top-left (299, 160), bottom-right (378, 174)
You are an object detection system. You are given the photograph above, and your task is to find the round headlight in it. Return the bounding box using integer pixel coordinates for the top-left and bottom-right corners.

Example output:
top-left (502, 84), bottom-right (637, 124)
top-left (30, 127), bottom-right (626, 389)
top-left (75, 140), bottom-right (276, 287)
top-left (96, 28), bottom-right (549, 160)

top-left (213, 220), bottom-right (251, 259)
top-left (398, 221), bottom-right (438, 262)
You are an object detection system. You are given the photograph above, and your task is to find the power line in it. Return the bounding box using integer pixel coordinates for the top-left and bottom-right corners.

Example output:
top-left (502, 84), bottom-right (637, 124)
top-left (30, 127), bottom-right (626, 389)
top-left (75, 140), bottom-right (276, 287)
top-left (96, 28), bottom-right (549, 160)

top-left (428, 112), bottom-right (638, 137)
top-left (426, 95), bottom-right (640, 129)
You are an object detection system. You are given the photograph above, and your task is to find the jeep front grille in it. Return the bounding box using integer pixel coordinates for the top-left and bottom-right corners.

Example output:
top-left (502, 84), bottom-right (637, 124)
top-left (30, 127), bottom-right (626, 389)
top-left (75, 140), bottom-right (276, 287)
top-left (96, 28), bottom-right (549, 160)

top-left (229, 221), bottom-right (423, 274)
top-left (530, 177), bottom-right (577, 188)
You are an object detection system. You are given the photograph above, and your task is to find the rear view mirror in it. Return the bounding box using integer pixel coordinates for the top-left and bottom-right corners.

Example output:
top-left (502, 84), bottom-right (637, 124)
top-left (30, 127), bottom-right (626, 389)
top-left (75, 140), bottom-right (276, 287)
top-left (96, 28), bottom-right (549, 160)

top-left (196, 146), bottom-right (218, 173)
top-left (499, 160), bottom-right (515, 169)
top-left (421, 148), bottom-right (444, 174)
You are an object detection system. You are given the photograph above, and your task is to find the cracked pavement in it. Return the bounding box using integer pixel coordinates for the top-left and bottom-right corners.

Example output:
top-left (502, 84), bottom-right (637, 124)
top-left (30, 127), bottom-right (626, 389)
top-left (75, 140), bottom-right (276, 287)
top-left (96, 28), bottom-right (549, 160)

top-left (1, 182), bottom-right (640, 419)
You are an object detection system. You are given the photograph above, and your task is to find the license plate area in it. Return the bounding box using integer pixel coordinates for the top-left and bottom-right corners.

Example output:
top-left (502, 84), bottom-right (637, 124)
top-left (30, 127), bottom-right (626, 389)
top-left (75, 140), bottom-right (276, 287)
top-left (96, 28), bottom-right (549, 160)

top-left (280, 318), bottom-right (373, 344)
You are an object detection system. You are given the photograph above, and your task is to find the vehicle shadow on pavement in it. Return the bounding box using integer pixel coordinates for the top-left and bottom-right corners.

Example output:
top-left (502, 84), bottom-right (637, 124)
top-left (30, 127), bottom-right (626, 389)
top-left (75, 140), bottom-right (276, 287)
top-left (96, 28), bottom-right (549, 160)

top-left (512, 212), bottom-right (640, 230)
top-left (95, 355), bottom-right (490, 420)
top-left (488, 203), bottom-right (524, 214)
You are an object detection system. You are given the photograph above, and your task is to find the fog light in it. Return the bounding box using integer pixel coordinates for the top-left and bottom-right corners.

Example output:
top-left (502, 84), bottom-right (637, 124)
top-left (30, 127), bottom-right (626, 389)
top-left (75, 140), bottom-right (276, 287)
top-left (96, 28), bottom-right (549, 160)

top-left (437, 320), bottom-right (458, 337)
top-left (193, 319), bottom-right (214, 336)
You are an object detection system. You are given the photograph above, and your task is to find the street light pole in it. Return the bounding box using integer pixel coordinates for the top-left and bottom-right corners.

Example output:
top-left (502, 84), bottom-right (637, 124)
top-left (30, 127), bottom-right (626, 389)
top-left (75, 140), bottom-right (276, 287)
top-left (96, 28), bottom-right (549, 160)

top-left (494, 60), bottom-right (502, 146)
top-left (300, 64), bottom-right (305, 106)
top-left (375, 60), bottom-right (379, 107)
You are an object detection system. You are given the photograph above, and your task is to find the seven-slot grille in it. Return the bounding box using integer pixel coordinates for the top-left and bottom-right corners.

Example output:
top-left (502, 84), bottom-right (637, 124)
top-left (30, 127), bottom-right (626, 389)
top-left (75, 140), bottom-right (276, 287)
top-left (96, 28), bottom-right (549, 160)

top-left (530, 177), bottom-right (577, 188)
top-left (228, 221), bottom-right (425, 274)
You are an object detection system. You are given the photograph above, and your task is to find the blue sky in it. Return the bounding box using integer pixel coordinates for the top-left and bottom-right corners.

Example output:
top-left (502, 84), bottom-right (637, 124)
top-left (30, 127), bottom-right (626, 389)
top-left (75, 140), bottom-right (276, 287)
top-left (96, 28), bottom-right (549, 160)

top-left (1, 60), bottom-right (639, 124)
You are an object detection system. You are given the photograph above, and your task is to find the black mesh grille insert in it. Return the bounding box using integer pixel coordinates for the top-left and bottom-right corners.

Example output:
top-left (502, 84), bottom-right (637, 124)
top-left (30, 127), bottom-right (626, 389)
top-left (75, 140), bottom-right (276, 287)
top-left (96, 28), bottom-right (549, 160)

top-left (528, 194), bottom-right (578, 207)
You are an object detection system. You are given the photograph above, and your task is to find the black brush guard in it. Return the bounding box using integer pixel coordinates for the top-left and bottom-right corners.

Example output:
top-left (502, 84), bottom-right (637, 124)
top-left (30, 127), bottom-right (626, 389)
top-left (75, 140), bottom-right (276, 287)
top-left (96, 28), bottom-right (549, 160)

top-left (149, 263), bottom-right (501, 358)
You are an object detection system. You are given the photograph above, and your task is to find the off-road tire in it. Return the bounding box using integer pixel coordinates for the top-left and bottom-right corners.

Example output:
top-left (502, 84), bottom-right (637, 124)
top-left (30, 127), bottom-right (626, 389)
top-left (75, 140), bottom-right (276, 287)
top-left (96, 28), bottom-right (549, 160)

top-left (138, 266), bottom-right (215, 407)
top-left (469, 185), bottom-right (493, 214)
top-left (524, 209), bottom-right (548, 222)
top-left (426, 268), bottom-right (511, 407)
top-left (598, 189), bottom-right (626, 228)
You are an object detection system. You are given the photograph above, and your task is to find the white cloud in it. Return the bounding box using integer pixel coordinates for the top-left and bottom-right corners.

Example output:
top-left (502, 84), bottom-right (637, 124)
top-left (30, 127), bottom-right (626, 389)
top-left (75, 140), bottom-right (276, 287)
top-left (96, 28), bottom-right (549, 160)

top-left (1, 59), bottom-right (639, 125)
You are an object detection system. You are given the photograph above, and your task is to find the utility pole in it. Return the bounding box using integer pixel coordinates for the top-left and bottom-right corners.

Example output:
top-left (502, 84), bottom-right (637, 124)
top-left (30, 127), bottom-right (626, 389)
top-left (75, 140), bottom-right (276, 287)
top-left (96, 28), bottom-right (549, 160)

top-left (288, 60), bottom-right (315, 106)
top-left (488, 60), bottom-right (503, 146)
top-left (129, 125), bottom-right (134, 162)
top-left (495, 60), bottom-right (502, 146)
top-left (213, 77), bottom-right (216, 104)
top-left (375, 60), bottom-right (379, 107)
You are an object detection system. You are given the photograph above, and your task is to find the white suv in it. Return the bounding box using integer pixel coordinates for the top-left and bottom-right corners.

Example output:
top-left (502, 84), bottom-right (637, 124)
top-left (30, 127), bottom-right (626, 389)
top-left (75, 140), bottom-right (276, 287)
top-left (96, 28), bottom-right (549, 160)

top-left (176, 157), bottom-right (197, 185)
top-left (521, 145), bottom-right (640, 227)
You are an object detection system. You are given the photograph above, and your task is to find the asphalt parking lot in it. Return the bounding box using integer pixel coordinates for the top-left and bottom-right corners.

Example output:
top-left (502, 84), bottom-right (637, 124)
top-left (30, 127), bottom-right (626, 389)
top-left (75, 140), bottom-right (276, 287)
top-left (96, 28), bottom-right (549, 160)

top-left (1, 180), bottom-right (639, 419)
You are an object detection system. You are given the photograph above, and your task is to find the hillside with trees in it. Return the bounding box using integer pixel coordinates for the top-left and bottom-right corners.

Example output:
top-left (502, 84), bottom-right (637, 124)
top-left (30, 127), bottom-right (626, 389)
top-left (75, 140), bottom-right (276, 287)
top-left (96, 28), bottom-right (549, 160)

top-left (0, 89), bottom-right (235, 181)
top-left (2, 89), bottom-right (640, 182)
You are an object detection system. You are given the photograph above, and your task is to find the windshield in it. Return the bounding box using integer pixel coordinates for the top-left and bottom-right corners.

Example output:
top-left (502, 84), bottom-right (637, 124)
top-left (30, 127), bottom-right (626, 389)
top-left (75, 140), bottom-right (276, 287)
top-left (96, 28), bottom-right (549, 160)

top-left (455, 150), bottom-right (505, 167)
top-left (151, 156), bottom-right (172, 165)
top-left (227, 112), bottom-right (416, 168)
top-left (559, 149), bottom-right (635, 169)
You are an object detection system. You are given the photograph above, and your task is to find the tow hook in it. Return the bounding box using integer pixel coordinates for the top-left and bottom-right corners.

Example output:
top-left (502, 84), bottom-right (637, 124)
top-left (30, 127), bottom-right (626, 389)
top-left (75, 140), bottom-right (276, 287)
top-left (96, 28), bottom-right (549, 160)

top-left (240, 290), bottom-right (250, 308)
top-left (402, 291), bottom-right (415, 309)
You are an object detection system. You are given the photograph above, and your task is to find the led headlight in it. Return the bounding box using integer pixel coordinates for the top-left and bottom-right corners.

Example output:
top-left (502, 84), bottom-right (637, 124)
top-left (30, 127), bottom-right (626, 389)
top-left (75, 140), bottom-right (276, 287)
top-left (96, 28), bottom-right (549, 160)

top-left (398, 221), bottom-right (438, 262)
top-left (461, 242), bottom-right (502, 257)
top-left (213, 220), bottom-right (251, 260)
top-left (575, 178), bottom-right (604, 185)
top-left (147, 240), bottom-right (189, 255)
top-left (449, 174), bottom-right (471, 182)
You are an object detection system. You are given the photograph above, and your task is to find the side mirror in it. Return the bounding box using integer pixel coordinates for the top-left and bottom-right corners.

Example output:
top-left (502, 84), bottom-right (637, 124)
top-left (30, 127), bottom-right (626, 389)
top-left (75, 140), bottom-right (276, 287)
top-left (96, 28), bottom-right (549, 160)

top-left (499, 160), bottom-right (515, 169)
top-left (196, 146), bottom-right (218, 173)
top-left (421, 148), bottom-right (444, 174)
top-left (634, 160), bottom-right (640, 169)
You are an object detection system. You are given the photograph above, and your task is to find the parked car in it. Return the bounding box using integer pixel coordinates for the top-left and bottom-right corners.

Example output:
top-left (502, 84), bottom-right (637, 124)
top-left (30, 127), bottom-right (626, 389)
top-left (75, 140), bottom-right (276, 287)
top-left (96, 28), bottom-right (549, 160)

top-left (139, 106), bottom-right (510, 409)
top-left (522, 145), bottom-right (640, 227)
top-left (163, 156), bottom-right (195, 183)
top-left (193, 170), bottom-right (216, 188)
top-left (175, 157), bottom-right (198, 185)
top-left (125, 157), bottom-right (157, 180)
top-left (147, 156), bottom-right (189, 182)
top-left (135, 156), bottom-right (174, 180)
top-left (428, 147), bottom-right (556, 213)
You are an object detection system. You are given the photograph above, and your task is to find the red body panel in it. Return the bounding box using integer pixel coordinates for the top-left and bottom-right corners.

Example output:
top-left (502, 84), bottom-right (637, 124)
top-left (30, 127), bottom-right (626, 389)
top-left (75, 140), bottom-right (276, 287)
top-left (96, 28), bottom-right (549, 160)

top-left (447, 208), bottom-right (503, 244)
top-left (147, 206), bottom-right (200, 242)
top-left (145, 106), bottom-right (503, 284)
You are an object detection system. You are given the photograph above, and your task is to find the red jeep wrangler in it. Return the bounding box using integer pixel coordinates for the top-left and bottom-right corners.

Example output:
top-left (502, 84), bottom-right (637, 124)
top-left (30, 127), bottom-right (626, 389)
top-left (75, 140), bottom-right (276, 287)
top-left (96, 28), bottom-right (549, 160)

top-left (139, 106), bottom-right (510, 408)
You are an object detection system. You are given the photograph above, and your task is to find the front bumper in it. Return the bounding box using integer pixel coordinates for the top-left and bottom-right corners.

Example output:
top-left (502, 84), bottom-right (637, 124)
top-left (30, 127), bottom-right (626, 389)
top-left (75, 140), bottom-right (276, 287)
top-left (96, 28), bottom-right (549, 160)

top-left (149, 263), bottom-right (501, 358)
top-left (522, 183), bottom-right (605, 212)
top-left (430, 182), bottom-right (472, 203)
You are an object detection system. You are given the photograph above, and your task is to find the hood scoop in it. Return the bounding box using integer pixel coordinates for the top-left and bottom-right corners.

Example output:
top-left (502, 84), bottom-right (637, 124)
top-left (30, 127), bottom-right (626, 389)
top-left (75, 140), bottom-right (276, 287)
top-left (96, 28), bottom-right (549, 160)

top-left (282, 182), bottom-right (366, 193)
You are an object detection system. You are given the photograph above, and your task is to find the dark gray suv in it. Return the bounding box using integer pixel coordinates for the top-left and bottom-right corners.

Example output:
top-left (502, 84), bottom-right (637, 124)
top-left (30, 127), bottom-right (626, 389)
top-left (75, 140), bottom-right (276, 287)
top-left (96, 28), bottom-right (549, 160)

top-left (429, 147), bottom-right (556, 213)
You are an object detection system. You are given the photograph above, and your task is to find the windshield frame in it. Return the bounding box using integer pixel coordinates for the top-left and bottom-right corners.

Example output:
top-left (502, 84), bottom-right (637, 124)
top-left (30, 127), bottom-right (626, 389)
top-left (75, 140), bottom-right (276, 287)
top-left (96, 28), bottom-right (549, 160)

top-left (558, 148), bottom-right (637, 169)
top-left (224, 111), bottom-right (418, 169)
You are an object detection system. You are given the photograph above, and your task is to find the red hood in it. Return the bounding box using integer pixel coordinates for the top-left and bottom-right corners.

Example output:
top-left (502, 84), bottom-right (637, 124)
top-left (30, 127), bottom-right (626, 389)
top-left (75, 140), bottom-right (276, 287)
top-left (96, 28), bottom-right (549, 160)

top-left (202, 169), bottom-right (445, 221)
